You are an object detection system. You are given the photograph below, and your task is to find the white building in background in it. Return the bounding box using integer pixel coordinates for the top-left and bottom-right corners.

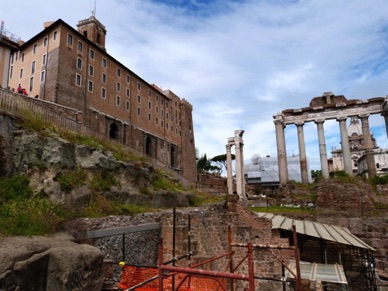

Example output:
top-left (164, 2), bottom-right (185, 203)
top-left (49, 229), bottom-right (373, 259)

top-left (328, 117), bottom-right (388, 177)
top-left (245, 154), bottom-right (311, 186)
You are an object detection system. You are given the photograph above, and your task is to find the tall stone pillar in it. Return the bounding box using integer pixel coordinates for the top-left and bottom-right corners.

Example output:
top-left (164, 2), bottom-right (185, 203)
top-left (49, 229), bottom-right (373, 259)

top-left (315, 120), bottom-right (329, 178)
top-left (234, 130), bottom-right (245, 203)
top-left (383, 113), bottom-right (388, 140)
top-left (295, 122), bottom-right (309, 183)
top-left (337, 117), bottom-right (353, 175)
top-left (360, 114), bottom-right (377, 178)
top-left (226, 143), bottom-right (233, 195)
top-left (274, 119), bottom-right (288, 184)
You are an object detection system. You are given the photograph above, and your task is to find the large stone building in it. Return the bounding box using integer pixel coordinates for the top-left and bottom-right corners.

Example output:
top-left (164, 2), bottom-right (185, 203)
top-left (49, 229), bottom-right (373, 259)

top-left (3, 16), bottom-right (197, 184)
top-left (0, 22), bottom-right (20, 88)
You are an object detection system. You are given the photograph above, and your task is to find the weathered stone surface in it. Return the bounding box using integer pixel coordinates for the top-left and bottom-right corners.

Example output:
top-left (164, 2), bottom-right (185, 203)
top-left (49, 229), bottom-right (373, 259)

top-left (0, 233), bottom-right (104, 291)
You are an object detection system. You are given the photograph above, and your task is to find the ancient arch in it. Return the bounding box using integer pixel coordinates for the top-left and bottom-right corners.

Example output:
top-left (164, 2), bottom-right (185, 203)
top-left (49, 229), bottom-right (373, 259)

top-left (109, 122), bottom-right (119, 140)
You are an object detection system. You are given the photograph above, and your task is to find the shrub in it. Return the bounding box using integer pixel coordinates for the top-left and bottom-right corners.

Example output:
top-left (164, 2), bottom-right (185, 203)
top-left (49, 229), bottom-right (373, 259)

top-left (57, 169), bottom-right (87, 193)
top-left (91, 172), bottom-right (118, 191)
top-left (0, 175), bottom-right (33, 201)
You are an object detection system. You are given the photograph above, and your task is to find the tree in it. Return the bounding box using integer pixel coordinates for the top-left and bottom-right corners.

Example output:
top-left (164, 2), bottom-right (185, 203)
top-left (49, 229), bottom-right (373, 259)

top-left (196, 154), bottom-right (221, 174)
top-left (210, 153), bottom-right (235, 174)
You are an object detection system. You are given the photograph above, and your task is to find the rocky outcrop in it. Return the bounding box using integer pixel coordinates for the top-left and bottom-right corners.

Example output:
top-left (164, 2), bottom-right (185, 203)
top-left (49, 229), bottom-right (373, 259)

top-left (0, 233), bottom-right (104, 291)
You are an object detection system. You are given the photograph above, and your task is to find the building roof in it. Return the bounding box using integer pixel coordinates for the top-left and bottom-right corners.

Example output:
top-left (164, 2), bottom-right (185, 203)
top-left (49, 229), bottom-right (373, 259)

top-left (256, 212), bottom-right (374, 251)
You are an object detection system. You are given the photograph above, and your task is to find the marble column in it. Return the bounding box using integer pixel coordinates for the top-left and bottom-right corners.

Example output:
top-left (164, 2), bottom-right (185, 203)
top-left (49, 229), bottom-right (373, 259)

top-left (274, 119), bottom-right (288, 184)
top-left (315, 120), bottom-right (329, 178)
top-left (360, 114), bottom-right (377, 178)
top-left (234, 130), bottom-right (245, 202)
top-left (226, 144), bottom-right (233, 195)
top-left (337, 117), bottom-right (353, 175)
top-left (295, 122), bottom-right (309, 183)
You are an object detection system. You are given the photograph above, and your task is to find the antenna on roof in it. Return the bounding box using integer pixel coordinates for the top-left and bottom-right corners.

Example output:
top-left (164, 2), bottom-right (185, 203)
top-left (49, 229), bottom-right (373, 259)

top-left (91, 0), bottom-right (97, 17)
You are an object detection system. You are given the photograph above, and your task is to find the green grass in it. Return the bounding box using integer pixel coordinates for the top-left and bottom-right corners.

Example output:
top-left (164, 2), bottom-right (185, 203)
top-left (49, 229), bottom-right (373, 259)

top-left (249, 205), bottom-right (315, 215)
top-left (57, 169), bottom-right (87, 193)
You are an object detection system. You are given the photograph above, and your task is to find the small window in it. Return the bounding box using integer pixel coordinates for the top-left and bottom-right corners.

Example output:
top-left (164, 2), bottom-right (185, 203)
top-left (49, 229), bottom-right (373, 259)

top-left (161, 109), bottom-right (164, 117)
top-left (161, 99), bottom-right (164, 105)
top-left (77, 58), bottom-right (82, 70)
top-left (126, 88), bottom-right (130, 97)
top-left (116, 96), bottom-right (121, 106)
top-left (9, 66), bottom-right (13, 79)
top-left (53, 30), bottom-right (58, 41)
top-left (137, 95), bottom-right (141, 103)
top-left (117, 82), bottom-right (121, 92)
top-left (117, 68), bottom-right (121, 77)
top-left (19, 68), bottom-right (23, 78)
top-left (126, 101), bottom-right (130, 111)
top-left (40, 71), bottom-right (45, 82)
top-left (166, 112), bottom-right (169, 119)
top-left (102, 58), bottom-right (107, 67)
top-left (166, 123), bottom-right (169, 130)
top-left (21, 53), bottom-right (24, 62)
top-left (156, 106), bottom-right (159, 114)
top-left (67, 34), bottom-right (73, 46)
top-left (148, 101), bottom-right (151, 110)
top-left (137, 107), bottom-right (140, 116)
top-left (126, 74), bottom-right (130, 83)
top-left (42, 54), bottom-right (47, 65)
top-left (88, 80), bottom-right (93, 92)
top-left (155, 95), bottom-right (159, 102)
top-left (148, 113), bottom-right (151, 121)
top-left (15, 52), bottom-right (18, 61)
top-left (102, 73), bottom-right (107, 83)
top-left (148, 90), bottom-right (152, 97)
top-left (43, 37), bottom-right (48, 47)
top-left (89, 65), bottom-right (94, 77)
top-left (29, 76), bottom-right (34, 92)
top-left (75, 74), bottom-right (82, 86)
top-left (78, 41), bottom-right (83, 52)
top-left (161, 120), bottom-right (164, 128)
top-left (101, 87), bottom-right (106, 99)
top-left (137, 82), bottom-right (141, 90)
top-left (89, 49), bottom-right (95, 59)
top-left (156, 117), bottom-right (159, 125)
top-left (31, 61), bottom-right (36, 74)
top-left (33, 44), bottom-right (37, 54)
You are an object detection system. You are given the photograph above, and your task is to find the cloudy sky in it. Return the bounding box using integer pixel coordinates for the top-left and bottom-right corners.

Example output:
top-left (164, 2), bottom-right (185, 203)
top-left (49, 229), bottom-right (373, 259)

top-left (2, 0), bottom-right (388, 171)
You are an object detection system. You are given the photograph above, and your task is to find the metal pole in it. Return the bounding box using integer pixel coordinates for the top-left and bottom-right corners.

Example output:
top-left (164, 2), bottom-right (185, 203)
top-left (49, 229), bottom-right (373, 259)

top-left (122, 233), bottom-right (125, 262)
top-left (247, 242), bottom-right (255, 291)
top-left (228, 225), bottom-right (235, 291)
top-left (158, 239), bottom-right (164, 291)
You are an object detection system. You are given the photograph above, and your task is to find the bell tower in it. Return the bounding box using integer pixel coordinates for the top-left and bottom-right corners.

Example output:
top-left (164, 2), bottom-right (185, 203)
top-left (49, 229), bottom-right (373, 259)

top-left (77, 15), bottom-right (107, 51)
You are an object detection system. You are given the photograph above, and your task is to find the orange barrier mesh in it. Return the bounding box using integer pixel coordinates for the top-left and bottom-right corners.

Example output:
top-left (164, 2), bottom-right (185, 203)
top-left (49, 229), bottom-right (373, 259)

top-left (118, 265), bottom-right (225, 291)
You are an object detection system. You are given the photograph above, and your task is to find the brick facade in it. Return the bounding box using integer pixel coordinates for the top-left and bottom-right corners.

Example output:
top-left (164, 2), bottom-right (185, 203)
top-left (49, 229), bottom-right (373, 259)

top-left (5, 16), bottom-right (197, 184)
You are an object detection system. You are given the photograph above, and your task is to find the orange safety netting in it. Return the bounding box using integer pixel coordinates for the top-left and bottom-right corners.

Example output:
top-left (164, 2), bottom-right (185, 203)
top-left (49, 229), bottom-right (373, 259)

top-left (118, 265), bottom-right (225, 291)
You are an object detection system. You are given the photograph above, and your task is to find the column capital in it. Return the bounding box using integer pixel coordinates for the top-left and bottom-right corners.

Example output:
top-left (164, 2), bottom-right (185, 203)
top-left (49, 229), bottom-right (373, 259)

top-left (359, 113), bottom-right (370, 119)
top-left (295, 121), bottom-right (304, 126)
top-left (336, 116), bottom-right (348, 121)
top-left (314, 119), bottom-right (325, 124)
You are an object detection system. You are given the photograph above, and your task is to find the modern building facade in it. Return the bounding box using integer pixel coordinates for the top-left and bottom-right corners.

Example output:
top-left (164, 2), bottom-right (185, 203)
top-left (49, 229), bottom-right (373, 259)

top-left (4, 16), bottom-right (197, 184)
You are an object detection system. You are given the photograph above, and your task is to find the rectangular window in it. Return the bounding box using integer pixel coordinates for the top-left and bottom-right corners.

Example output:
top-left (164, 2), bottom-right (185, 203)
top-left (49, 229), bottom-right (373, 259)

top-left (161, 109), bottom-right (164, 117)
top-left (161, 120), bottom-right (164, 128)
top-left (148, 101), bottom-right (151, 110)
top-left (21, 52), bottom-right (24, 62)
top-left (75, 74), bottom-right (82, 86)
top-left (116, 96), bottom-right (121, 106)
top-left (31, 61), bottom-right (36, 74)
top-left (102, 58), bottom-right (107, 67)
top-left (88, 80), bottom-right (93, 92)
top-left (101, 88), bottom-right (106, 99)
top-left (126, 74), bottom-right (130, 83)
top-left (156, 106), bottom-right (159, 114)
top-left (137, 82), bottom-right (141, 90)
top-left (126, 101), bottom-right (130, 111)
top-left (137, 95), bottom-right (141, 103)
top-left (42, 54), bottom-right (47, 65)
top-left (117, 82), bottom-right (121, 92)
top-left (156, 117), bottom-right (159, 125)
top-left (161, 99), bottom-right (164, 105)
top-left (166, 112), bottom-right (169, 119)
top-left (89, 49), bottom-right (95, 59)
top-left (40, 71), bottom-right (45, 82)
top-left (155, 95), bottom-right (159, 102)
top-left (53, 30), bottom-right (58, 41)
top-left (126, 88), bottom-right (130, 97)
top-left (15, 52), bottom-right (18, 61)
top-left (19, 68), bottom-right (23, 78)
top-left (148, 113), bottom-right (151, 121)
top-left (117, 68), bottom-right (121, 77)
top-left (148, 90), bottom-right (152, 97)
top-left (9, 66), bottom-right (13, 79)
top-left (102, 73), bottom-right (107, 84)
top-left (77, 58), bottom-right (82, 70)
top-left (89, 65), bottom-right (94, 77)
top-left (166, 123), bottom-right (169, 130)
top-left (67, 34), bottom-right (73, 46)
top-left (78, 41), bottom-right (83, 52)
top-left (33, 44), bottom-right (37, 54)
top-left (43, 37), bottom-right (48, 47)
top-left (29, 77), bottom-right (34, 92)
top-left (137, 107), bottom-right (140, 116)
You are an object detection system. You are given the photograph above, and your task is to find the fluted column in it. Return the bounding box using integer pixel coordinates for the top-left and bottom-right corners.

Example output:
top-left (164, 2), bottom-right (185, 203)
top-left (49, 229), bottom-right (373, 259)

top-left (337, 117), bottom-right (353, 175)
top-left (274, 119), bottom-right (288, 184)
top-left (315, 119), bottom-right (329, 178)
top-left (360, 114), bottom-right (376, 178)
top-left (295, 122), bottom-right (309, 183)
top-left (226, 144), bottom-right (233, 195)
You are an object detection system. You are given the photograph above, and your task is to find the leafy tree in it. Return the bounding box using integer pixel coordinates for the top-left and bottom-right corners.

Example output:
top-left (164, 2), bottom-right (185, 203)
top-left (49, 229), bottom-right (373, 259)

top-left (311, 169), bottom-right (322, 181)
top-left (211, 153), bottom-right (235, 174)
top-left (196, 154), bottom-right (221, 174)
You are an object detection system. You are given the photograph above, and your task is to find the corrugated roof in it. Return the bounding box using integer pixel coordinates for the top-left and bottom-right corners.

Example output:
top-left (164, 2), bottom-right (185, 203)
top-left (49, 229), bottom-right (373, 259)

top-left (256, 212), bottom-right (374, 251)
